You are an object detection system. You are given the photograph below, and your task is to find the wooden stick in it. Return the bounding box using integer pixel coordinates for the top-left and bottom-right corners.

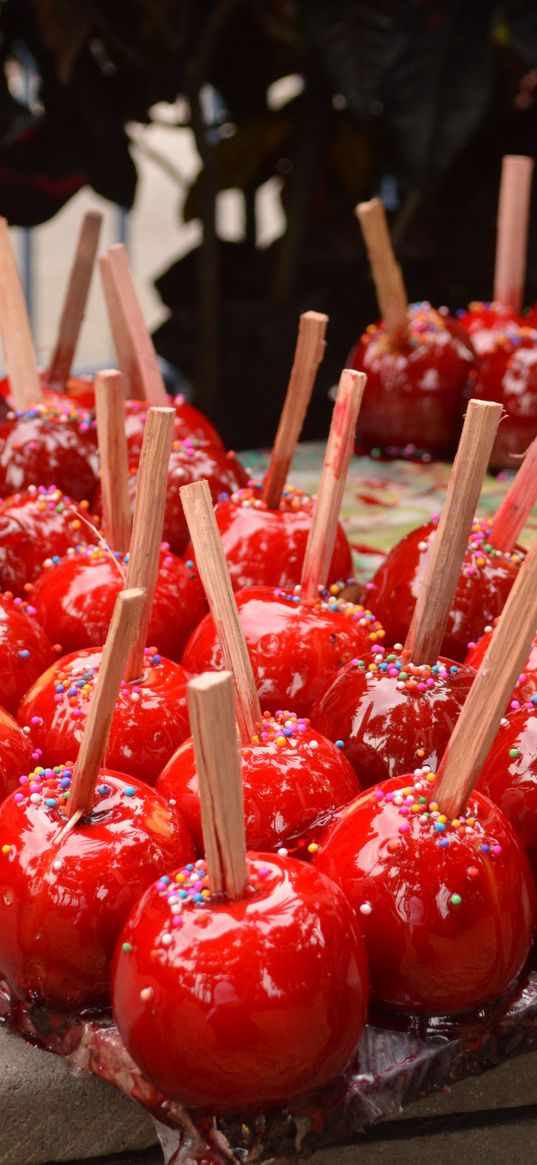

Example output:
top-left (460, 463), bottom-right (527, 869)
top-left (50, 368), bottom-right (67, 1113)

top-left (355, 198), bottom-right (408, 347)
top-left (180, 479), bottom-right (262, 743)
top-left (47, 212), bottom-right (103, 386)
top-left (433, 537), bottom-right (537, 817)
top-left (301, 369), bottom-right (367, 601)
top-left (405, 400), bottom-right (502, 663)
top-left (100, 254), bottom-right (136, 398)
top-left (489, 433), bottom-right (537, 552)
top-left (0, 218), bottom-right (41, 408)
top-left (187, 672), bottom-right (248, 899)
top-left (100, 245), bottom-right (169, 405)
top-left (493, 155), bottom-right (534, 313)
top-left (94, 369), bottom-right (132, 553)
top-left (261, 311), bottom-right (328, 508)
top-left (66, 588), bottom-right (146, 817)
top-left (124, 407), bottom-right (175, 679)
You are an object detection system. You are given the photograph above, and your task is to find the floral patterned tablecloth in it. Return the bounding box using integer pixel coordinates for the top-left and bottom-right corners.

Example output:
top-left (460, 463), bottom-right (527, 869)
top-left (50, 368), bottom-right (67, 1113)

top-left (242, 444), bottom-right (537, 585)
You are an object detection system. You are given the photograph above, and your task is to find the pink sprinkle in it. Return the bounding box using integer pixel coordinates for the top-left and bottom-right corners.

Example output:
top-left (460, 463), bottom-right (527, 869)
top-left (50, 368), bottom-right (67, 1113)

top-left (399, 822), bottom-right (410, 834)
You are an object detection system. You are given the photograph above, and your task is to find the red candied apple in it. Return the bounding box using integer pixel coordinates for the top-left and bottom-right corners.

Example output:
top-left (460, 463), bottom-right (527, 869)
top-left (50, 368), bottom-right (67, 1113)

top-left (0, 707), bottom-right (34, 803)
top-left (18, 647), bottom-right (191, 782)
top-left (124, 395), bottom-right (223, 458)
top-left (364, 516), bottom-right (524, 661)
top-left (464, 315), bottom-right (537, 468)
top-left (112, 851), bottom-right (369, 1112)
top-left (314, 772), bottom-right (537, 1015)
top-left (123, 438), bottom-right (248, 557)
top-left (0, 402), bottom-right (99, 502)
top-left (30, 544), bottom-right (207, 661)
top-left (185, 483), bottom-right (353, 593)
top-left (0, 592), bottom-right (55, 715)
top-left (479, 706), bottom-right (537, 874)
top-left (311, 645), bottom-right (475, 785)
top-left (157, 709), bottom-right (360, 853)
top-left (349, 302), bottom-right (475, 458)
top-left (0, 767), bottom-right (194, 1009)
top-left (182, 582), bottom-right (384, 716)
top-left (0, 485), bottom-right (99, 597)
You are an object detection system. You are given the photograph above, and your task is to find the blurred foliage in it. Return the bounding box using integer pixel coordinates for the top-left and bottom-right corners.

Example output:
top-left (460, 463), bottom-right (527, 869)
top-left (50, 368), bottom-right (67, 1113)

top-left (1, 1), bottom-right (537, 444)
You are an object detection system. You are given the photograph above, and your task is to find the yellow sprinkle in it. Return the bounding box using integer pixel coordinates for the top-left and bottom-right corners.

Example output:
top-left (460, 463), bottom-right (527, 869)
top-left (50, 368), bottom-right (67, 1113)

top-left (175, 873), bottom-right (186, 883)
top-left (476, 557), bottom-right (485, 568)
top-left (1, 844), bottom-right (11, 855)
top-left (275, 736), bottom-right (286, 747)
top-left (307, 842), bottom-right (319, 854)
top-left (437, 815), bottom-right (447, 824)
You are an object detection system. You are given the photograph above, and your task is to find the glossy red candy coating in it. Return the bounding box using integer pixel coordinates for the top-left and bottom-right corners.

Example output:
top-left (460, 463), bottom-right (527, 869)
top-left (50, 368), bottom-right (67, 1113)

top-left (157, 711), bottom-right (360, 853)
top-left (124, 440), bottom-right (248, 557)
top-left (466, 627), bottom-right (537, 710)
top-left (0, 486), bottom-right (99, 597)
top-left (349, 303), bottom-right (475, 457)
top-left (124, 396), bottom-right (223, 458)
top-left (314, 774), bottom-right (537, 1015)
top-left (461, 309), bottom-right (537, 468)
top-left (0, 593), bottom-right (55, 716)
top-left (31, 545), bottom-right (207, 661)
top-left (479, 708), bottom-right (537, 877)
top-left (363, 518), bottom-right (524, 661)
top-left (185, 485), bottom-right (353, 593)
top-left (0, 708), bottom-right (34, 803)
top-left (0, 404), bottom-right (99, 502)
top-left (18, 648), bottom-right (191, 783)
top-left (0, 768), bottom-right (194, 1009)
top-left (311, 649), bottom-right (475, 785)
top-left (182, 583), bottom-right (384, 717)
top-left (112, 853), bottom-right (369, 1112)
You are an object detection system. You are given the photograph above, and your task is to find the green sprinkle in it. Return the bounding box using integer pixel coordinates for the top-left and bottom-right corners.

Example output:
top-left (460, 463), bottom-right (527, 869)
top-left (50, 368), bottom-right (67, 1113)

top-left (450, 893), bottom-right (462, 907)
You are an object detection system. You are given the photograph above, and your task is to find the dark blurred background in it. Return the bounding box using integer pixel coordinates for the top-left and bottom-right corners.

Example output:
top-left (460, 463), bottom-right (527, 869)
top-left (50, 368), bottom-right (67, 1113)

top-left (1, 1), bottom-right (537, 447)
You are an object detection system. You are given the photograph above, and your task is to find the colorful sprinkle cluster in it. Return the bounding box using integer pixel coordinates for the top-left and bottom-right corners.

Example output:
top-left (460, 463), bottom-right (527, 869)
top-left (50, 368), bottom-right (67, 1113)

top-left (224, 482), bottom-right (308, 513)
top-left (129, 858), bottom-right (275, 969)
top-left (348, 644), bottom-right (459, 693)
top-left (250, 709), bottom-right (321, 752)
top-left (26, 647), bottom-right (162, 724)
top-left (1, 589), bottom-right (40, 624)
top-left (7, 402), bottom-right (93, 433)
top-left (373, 771), bottom-right (503, 906)
top-left (363, 302), bottom-right (456, 353)
top-left (273, 580), bottom-right (385, 643)
top-left (0, 766), bottom-right (140, 835)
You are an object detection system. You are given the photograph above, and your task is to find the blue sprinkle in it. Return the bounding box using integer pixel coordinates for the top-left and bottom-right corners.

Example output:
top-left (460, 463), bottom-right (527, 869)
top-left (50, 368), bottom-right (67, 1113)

top-left (18, 649), bottom-right (30, 660)
top-left (45, 798), bottom-right (57, 808)
top-left (97, 784), bottom-right (110, 795)
top-left (124, 786), bottom-right (136, 797)
top-left (335, 739), bottom-right (345, 749)
top-left (482, 843), bottom-right (490, 853)
top-left (60, 776), bottom-right (71, 789)
top-left (185, 560), bottom-right (194, 569)
top-left (438, 838), bottom-right (449, 848)
top-left (434, 821), bottom-right (445, 832)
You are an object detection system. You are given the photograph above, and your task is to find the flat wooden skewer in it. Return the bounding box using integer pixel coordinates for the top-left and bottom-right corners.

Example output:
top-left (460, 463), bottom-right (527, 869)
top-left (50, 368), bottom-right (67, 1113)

top-left (187, 671), bottom-right (248, 900)
top-left (355, 198), bottom-right (408, 348)
top-left (66, 587), bottom-right (146, 820)
top-left (405, 400), bottom-right (502, 663)
top-left (94, 369), bottom-right (132, 554)
top-left (124, 406), bottom-right (175, 680)
top-left (47, 211), bottom-right (103, 387)
top-left (261, 311), bottom-right (328, 509)
top-left (180, 479), bottom-right (262, 744)
top-left (0, 218), bottom-right (42, 409)
top-left (489, 433), bottom-right (537, 552)
top-left (493, 155), bottom-right (534, 313)
top-left (100, 244), bottom-right (169, 406)
top-left (301, 368), bottom-right (367, 602)
top-left (434, 536), bottom-right (537, 817)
